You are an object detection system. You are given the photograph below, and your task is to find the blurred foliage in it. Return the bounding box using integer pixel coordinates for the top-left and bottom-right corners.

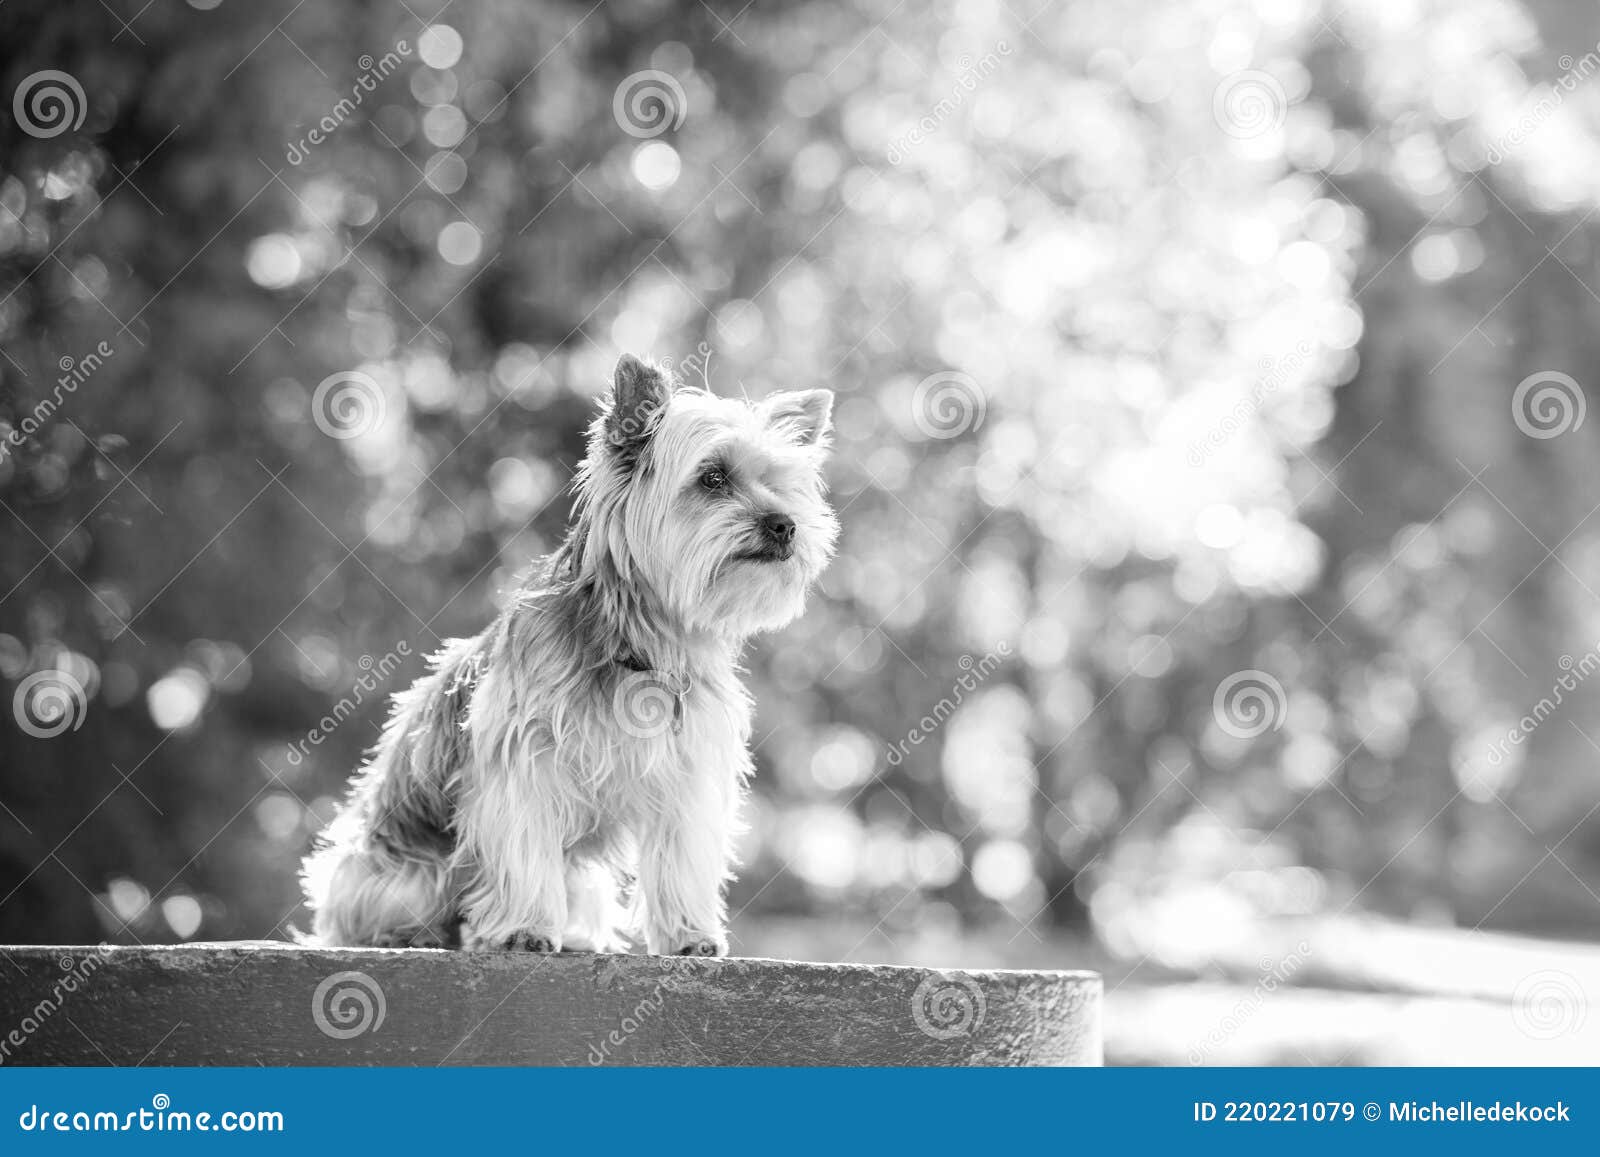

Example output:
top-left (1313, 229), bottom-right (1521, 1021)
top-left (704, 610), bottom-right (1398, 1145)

top-left (2, 0), bottom-right (1599, 962)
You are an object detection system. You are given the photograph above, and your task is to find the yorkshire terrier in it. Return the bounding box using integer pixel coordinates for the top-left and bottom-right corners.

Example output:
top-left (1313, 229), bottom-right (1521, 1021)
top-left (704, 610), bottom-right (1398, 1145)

top-left (301, 355), bottom-right (837, 955)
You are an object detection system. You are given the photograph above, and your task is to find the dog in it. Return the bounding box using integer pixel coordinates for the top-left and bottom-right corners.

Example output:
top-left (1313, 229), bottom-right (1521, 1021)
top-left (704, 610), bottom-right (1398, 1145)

top-left (300, 354), bottom-right (837, 955)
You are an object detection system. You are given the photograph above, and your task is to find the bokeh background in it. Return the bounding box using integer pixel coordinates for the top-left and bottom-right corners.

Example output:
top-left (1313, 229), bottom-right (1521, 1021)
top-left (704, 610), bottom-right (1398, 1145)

top-left (4, 0), bottom-right (1600, 1065)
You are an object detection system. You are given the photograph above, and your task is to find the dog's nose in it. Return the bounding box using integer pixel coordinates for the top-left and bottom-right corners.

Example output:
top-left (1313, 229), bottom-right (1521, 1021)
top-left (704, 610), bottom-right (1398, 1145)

top-left (761, 513), bottom-right (796, 545)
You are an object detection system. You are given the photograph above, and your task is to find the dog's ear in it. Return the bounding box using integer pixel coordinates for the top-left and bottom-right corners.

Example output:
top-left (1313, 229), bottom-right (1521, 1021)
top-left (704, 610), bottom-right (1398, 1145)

top-left (765, 389), bottom-right (834, 447)
top-left (606, 355), bottom-right (672, 448)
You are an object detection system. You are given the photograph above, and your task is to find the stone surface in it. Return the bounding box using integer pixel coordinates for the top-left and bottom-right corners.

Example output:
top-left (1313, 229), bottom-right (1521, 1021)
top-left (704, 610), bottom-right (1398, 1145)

top-left (0, 944), bottom-right (1101, 1066)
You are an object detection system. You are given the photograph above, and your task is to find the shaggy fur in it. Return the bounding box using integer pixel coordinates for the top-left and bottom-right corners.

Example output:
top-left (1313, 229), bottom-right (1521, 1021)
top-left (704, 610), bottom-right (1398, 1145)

top-left (301, 354), bottom-right (837, 954)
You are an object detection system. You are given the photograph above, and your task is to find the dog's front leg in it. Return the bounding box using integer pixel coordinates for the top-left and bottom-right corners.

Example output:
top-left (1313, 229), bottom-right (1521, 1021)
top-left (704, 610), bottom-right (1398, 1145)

top-left (638, 768), bottom-right (736, 956)
top-left (457, 771), bottom-right (569, 953)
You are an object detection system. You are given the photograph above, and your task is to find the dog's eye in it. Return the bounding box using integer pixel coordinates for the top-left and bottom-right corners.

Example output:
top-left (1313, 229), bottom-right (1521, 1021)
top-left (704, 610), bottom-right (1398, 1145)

top-left (700, 467), bottom-right (728, 492)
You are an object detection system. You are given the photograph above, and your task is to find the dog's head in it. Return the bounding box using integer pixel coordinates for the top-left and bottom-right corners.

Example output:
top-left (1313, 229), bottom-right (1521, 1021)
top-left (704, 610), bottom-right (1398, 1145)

top-left (570, 354), bottom-right (838, 638)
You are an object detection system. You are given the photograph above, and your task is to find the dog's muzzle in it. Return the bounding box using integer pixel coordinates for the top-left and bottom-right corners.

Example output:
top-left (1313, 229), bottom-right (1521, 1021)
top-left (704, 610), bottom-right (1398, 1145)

top-left (734, 512), bottom-right (796, 562)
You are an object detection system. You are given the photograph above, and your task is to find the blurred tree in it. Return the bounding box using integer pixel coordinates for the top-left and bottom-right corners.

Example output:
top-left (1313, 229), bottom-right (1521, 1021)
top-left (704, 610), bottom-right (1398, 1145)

top-left (1, 0), bottom-right (1597, 961)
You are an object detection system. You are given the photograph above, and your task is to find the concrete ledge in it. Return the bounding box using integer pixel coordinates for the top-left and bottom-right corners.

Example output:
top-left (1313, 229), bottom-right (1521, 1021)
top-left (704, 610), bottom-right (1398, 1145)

top-left (0, 945), bottom-right (1101, 1066)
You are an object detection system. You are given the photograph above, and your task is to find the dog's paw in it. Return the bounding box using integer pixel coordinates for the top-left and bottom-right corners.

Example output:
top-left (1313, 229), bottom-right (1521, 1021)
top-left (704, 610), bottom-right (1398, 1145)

top-left (460, 926), bottom-right (560, 953)
top-left (503, 930), bottom-right (561, 953)
top-left (673, 936), bottom-right (727, 958)
top-left (371, 927), bottom-right (447, 949)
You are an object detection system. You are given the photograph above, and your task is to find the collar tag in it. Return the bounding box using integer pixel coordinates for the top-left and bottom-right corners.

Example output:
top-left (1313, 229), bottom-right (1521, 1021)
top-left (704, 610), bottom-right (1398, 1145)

top-left (670, 674), bottom-right (691, 733)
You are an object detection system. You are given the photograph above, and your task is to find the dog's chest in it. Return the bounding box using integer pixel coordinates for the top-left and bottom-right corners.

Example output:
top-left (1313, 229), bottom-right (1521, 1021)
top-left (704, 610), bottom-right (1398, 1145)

top-left (637, 676), bottom-right (748, 759)
top-left (556, 671), bottom-right (753, 799)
